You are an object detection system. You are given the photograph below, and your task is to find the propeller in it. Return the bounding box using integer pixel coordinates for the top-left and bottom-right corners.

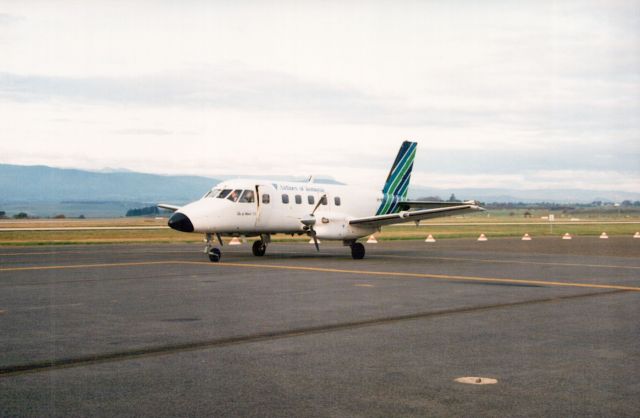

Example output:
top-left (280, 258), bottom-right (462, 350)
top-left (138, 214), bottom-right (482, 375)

top-left (300, 194), bottom-right (326, 252)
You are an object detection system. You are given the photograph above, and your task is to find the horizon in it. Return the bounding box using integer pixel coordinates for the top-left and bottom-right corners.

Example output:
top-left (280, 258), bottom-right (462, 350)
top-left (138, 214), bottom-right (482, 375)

top-left (1, 162), bottom-right (639, 204)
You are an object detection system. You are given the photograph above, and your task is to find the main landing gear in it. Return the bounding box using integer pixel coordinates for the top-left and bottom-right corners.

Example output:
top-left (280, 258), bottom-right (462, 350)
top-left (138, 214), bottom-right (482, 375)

top-left (348, 241), bottom-right (365, 260)
top-left (252, 234), bottom-right (270, 257)
top-left (252, 240), bottom-right (266, 256)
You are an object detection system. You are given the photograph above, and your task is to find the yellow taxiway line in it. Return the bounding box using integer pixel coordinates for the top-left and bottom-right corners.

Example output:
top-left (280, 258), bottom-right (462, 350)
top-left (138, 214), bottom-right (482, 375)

top-left (2, 260), bottom-right (638, 292)
top-left (378, 254), bottom-right (640, 270)
top-left (182, 261), bottom-right (640, 292)
top-left (0, 261), bottom-right (177, 272)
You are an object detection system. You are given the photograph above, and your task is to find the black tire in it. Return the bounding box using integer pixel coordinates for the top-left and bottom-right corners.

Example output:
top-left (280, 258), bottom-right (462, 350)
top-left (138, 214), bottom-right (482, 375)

top-left (351, 242), bottom-right (365, 260)
top-left (252, 240), bottom-right (266, 257)
top-left (208, 252), bottom-right (220, 262)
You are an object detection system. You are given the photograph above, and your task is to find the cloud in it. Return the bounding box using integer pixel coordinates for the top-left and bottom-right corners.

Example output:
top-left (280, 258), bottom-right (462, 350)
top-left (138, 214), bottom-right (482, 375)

top-left (0, 69), bottom-right (462, 127)
top-left (0, 1), bottom-right (637, 196)
top-left (0, 13), bottom-right (24, 25)
top-left (111, 128), bottom-right (174, 136)
top-left (1, 66), bottom-right (638, 136)
top-left (0, 69), bottom-right (373, 113)
top-left (411, 169), bottom-right (640, 193)
top-left (416, 146), bottom-right (640, 175)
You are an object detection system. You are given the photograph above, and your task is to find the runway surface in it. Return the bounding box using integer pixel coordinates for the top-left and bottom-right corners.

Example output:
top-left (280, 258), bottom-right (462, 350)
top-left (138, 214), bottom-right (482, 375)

top-left (1, 238), bottom-right (639, 417)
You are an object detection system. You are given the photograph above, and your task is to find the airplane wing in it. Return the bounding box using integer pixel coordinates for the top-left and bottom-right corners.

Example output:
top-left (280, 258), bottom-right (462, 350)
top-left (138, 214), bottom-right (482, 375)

top-left (349, 204), bottom-right (484, 228)
top-left (396, 200), bottom-right (481, 211)
top-left (157, 204), bottom-right (181, 212)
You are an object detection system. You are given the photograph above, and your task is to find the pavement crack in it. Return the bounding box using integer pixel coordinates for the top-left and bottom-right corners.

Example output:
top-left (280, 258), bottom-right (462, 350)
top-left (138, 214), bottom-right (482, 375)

top-left (0, 289), bottom-right (626, 378)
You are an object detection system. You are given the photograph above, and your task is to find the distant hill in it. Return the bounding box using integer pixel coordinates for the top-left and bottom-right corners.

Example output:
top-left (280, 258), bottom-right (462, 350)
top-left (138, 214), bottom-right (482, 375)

top-left (1, 163), bottom-right (638, 217)
top-left (0, 164), bottom-right (219, 203)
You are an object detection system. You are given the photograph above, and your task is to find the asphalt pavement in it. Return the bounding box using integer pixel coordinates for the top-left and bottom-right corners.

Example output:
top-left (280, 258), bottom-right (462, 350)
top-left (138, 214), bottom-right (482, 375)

top-left (1, 237), bottom-right (639, 417)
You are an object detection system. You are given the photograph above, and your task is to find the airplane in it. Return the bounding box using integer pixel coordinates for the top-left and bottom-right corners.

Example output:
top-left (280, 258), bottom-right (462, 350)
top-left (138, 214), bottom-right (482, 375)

top-left (159, 141), bottom-right (483, 261)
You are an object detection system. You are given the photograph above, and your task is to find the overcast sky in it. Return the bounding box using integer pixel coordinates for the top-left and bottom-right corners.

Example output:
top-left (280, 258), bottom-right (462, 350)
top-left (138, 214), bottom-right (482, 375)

top-left (0, 0), bottom-right (638, 192)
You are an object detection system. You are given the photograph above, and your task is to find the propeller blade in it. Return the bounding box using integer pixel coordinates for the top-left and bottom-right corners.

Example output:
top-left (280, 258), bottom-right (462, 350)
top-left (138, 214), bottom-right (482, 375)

top-left (312, 231), bottom-right (320, 252)
top-left (311, 194), bottom-right (326, 216)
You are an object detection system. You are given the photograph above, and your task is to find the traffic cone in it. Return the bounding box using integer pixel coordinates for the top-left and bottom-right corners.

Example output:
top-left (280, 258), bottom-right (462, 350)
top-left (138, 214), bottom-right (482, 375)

top-left (634, 232), bottom-right (640, 239)
top-left (521, 233), bottom-right (532, 241)
top-left (366, 235), bottom-right (378, 244)
top-left (229, 237), bottom-right (242, 245)
top-left (477, 233), bottom-right (488, 241)
top-left (562, 233), bottom-right (572, 240)
top-left (599, 232), bottom-right (608, 239)
top-left (425, 234), bottom-right (436, 243)
top-left (309, 238), bottom-right (321, 244)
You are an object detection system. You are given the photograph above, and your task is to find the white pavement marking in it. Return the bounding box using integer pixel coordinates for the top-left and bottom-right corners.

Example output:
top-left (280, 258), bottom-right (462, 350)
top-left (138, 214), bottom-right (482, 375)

top-left (455, 377), bottom-right (498, 385)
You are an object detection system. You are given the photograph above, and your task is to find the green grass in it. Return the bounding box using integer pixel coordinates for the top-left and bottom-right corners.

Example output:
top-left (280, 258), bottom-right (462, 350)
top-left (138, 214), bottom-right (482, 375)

top-left (380, 222), bottom-right (640, 240)
top-left (1, 220), bottom-right (639, 246)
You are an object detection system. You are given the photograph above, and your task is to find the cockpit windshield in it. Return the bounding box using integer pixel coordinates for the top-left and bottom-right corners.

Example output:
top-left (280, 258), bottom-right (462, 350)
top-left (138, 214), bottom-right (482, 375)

top-left (227, 189), bottom-right (243, 202)
top-left (216, 188), bottom-right (257, 203)
top-left (239, 190), bottom-right (255, 203)
top-left (217, 189), bottom-right (232, 199)
top-left (203, 188), bottom-right (221, 198)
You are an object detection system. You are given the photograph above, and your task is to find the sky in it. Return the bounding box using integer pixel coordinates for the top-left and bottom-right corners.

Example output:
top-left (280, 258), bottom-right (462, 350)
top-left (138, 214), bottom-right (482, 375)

top-left (0, 0), bottom-right (639, 193)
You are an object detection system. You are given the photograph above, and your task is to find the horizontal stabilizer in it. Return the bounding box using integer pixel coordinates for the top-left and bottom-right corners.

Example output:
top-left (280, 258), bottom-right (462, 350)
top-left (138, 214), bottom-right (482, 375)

top-left (157, 203), bottom-right (180, 212)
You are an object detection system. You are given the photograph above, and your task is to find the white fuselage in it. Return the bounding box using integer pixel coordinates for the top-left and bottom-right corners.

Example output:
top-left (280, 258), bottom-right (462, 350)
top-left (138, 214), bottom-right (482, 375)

top-left (176, 179), bottom-right (383, 240)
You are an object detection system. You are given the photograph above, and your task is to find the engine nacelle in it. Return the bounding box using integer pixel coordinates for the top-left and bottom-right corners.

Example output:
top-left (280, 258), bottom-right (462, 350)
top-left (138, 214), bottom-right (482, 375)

top-left (313, 213), bottom-right (376, 240)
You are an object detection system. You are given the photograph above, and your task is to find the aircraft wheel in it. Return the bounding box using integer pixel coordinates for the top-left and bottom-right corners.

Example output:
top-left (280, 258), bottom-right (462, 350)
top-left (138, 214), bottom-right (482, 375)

top-left (208, 248), bottom-right (222, 262)
top-left (351, 242), bottom-right (365, 260)
top-left (252, 240), bottom-right (267, 257)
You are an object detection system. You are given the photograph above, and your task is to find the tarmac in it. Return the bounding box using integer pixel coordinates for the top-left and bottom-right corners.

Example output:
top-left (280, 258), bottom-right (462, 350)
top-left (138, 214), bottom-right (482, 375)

top-left (1, 237), bottom-right (639, 417)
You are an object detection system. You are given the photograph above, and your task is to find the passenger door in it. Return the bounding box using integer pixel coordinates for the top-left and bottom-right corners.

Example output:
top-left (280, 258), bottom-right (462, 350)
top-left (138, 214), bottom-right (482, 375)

top-left (255, 184), bottom-right (273, 229)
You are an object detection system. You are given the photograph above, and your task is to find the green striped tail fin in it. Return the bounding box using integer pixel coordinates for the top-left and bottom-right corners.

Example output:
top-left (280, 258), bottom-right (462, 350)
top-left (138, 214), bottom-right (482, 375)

top-left (376, 141), bottom-right (417, 215)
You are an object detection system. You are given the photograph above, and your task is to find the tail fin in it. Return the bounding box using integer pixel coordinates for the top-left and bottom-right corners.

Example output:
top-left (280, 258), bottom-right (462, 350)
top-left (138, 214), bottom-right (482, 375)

top-left (376, 141), bottom-right (417, 215)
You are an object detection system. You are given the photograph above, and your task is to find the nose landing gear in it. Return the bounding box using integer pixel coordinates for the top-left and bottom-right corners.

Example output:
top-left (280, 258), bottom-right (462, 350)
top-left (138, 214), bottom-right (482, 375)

top-left (208, 247), bottom-right (222, 262)
top-left (204, 233), bottom-right (222, 263)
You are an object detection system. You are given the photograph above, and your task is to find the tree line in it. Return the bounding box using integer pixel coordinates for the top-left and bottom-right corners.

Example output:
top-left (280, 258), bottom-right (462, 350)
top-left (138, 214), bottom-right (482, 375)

top-left (125, 206), bottom-right (160, 217)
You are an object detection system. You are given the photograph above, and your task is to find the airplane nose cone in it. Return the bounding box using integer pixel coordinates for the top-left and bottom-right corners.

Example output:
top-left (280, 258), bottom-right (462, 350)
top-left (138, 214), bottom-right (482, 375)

top-left (168, 212), bottom-right (194, 232)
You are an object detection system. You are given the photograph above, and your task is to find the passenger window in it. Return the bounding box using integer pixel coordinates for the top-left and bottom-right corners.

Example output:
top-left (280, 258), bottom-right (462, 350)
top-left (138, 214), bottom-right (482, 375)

top-left (239, 190), bottom-right (255, 203)
top-left (321, 196), bottom-right (327, 205)
top-left (218, 189), bottom-right (232, 199)
top-left (308, 195), bottom-right (315, 205)
top-left (227, 189), bottom-right (242, 202)
top-left (262, 194), bottom-right (270, 204)
top-left (334, 197), bottom-right (341, 206)
top-left (295, 195), bottom-right (302, 204)
top-left (282, 194), bottom-right (289, 204)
